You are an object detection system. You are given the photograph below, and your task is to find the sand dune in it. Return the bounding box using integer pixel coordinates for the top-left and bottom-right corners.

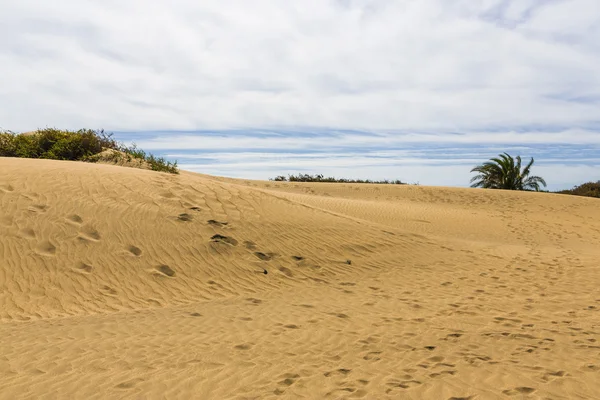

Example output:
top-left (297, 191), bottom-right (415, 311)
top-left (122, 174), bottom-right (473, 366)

top-left (1, 157), bottom-right (599, 399)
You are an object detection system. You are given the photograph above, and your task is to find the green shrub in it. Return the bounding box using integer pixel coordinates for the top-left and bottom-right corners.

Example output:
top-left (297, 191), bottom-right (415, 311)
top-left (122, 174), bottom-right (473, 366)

top-left (270, 173), bottom-right (405, 184)
top-left (0, 131), bottom-right (17, 157)
top-left (0, 128), bottom-right (178, 174)
top-left (557, 181), bottom-right (600, 198)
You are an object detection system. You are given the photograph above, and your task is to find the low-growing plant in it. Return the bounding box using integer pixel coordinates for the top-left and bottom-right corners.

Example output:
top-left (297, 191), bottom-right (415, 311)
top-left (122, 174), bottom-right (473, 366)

top-left (270, 173), bottom-right (405, 184)
top-left (557, 181), bottom-right (600, 198)
top-left (0, 128), bottom-right (178, 174)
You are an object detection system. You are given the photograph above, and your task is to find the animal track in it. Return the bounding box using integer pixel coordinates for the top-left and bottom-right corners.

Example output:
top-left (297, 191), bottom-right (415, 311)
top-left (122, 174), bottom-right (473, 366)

top-left (244, 241), bottom-right (257, 249)
top-left (127, 245), bottom-right (142, 256)
top-left (278, 266), bottom-right (293, 277)
top-left (291, 255), bottom-right (304, 261)
top-left (211, 234), bottom-right (238, 246)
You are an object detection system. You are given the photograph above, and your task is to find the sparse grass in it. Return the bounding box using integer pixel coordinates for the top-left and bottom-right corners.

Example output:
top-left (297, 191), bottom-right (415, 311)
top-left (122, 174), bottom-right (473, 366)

top-left (556, 181), bottom-right (600, 198)
top-left (271, 173), bottom-right (405, 184)
top-left (0, 128), bottom-right (178, 174)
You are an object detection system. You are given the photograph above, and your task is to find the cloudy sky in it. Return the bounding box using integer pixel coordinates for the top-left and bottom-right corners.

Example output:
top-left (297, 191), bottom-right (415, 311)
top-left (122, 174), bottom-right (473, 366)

top-left (1, 0), bottom-right (599, 189)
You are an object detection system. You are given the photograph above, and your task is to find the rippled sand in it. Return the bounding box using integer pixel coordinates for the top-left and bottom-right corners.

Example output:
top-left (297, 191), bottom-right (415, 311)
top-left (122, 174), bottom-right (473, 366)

top-left (1, 157), bottom-right (599, 399)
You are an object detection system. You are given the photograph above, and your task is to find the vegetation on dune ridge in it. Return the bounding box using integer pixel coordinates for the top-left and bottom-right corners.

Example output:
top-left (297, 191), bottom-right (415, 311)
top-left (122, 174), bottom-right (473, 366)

top-left (0, 128), bottom-right (178, 174)
top-left (270, 173), bottom-right (406, 184)
top-left (470, 152), bottom-right (547, 191)
top-left (2, 132), bottom-right (597, 199)
top-left (557, 181), bottom-right (600, 198)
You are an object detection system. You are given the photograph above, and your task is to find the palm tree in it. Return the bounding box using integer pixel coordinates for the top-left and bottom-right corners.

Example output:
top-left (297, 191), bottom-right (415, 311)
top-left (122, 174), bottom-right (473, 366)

top-left (470, 153), bottom-right (547, 191)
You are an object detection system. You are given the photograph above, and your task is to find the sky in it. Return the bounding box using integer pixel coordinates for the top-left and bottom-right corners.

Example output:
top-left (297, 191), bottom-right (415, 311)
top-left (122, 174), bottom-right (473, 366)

top-left (1, 0), bottom-right (599, 190)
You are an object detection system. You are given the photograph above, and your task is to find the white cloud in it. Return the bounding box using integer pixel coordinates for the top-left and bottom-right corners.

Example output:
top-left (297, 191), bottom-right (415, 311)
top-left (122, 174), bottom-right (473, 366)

top-left (1, 0), bottom-right (598, 190)
top-left (1, 0), bottom-right (599, 132)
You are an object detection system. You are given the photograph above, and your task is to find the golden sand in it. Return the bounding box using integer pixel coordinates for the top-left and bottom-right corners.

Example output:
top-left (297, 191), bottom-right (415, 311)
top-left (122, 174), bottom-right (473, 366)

top-left (1, 157), bottom-right (599, 399)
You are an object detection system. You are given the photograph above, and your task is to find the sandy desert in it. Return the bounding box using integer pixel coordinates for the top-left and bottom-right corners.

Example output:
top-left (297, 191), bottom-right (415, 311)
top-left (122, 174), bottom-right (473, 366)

top-left (1, 157), bottom-right (599, 399)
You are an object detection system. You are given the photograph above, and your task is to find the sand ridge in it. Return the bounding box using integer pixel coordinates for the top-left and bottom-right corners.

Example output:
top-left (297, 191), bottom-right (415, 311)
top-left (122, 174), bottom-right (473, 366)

top-left (0, 157), bottom-right (599, 399)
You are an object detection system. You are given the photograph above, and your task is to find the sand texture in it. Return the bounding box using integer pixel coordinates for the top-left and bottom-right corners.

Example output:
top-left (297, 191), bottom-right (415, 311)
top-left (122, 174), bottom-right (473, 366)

top-left (1, 157), bottom-right (599, 399)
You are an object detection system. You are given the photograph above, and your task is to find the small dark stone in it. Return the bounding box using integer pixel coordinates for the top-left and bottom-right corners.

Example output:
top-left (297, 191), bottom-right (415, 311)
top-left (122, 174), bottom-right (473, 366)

top-left (346, 259), bottom-right (352, 265)
top-left (263, 269), bottom-right (268, 275)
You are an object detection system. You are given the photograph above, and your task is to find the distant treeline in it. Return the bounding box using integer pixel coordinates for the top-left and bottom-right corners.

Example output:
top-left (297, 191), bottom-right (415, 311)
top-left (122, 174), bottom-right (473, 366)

top-left (271, 173), bottom-right (405, 184)
top-left (556, 181), bottom-right (600, 198)
top-left (0, 128), bottom-right (178, 174)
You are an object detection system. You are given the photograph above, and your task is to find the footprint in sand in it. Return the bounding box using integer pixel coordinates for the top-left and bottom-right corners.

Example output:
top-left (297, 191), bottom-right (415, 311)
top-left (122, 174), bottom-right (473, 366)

top-left (153, 265), bottom-right (176, 277)
top-left (0, 215), bottom-right (13, 226)
top-left (502, 387), bottom-right (536, 396)
top-left (127, 245), bottom-right (142, 256)
top-left (324, 368), bottom-right (352, 377)
top-left (211, 234), bottom-right (238, 246)
top-left (66, 214), bottom-right (83, 225)
top-left (278, 266), bottom-right (293, 277)
top-left (115, 378), bottom-right (145, 389)
top-left (101, 285), bottom-right (117, 296)
top-left (36, 240), bottom-right (56, 256)
top-left (278, 373), bottom-right (300, 387)
top-left (254, 252), bottom-right (276, 261)
top-left (78, 225), bottom-right (101, 242)
top-left (19, 228), bottom-right (36, 239)
top-left (0, 184), bottom-right (14, 193)
top-left (160, 191), bottom-right (177, 199)
top-left (28, 204), bottom-right (48, 213)
top-left (177, 213), bottom-right (193, 222)
top-left (74, 262), bottom-right (94, 274)
top-left (385, 378), bottom-right (422, 391)
top-left (208, 219), bottom-right (228, 227)
top-left (363, 351), bottom-right (382, 361)
top-left (244, 241), bottom-right (257, 250)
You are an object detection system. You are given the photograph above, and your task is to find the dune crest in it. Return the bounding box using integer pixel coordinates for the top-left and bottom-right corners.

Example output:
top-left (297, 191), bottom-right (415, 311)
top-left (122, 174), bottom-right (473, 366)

top-left (1, 157), bottom-right (599, 399)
